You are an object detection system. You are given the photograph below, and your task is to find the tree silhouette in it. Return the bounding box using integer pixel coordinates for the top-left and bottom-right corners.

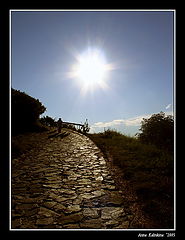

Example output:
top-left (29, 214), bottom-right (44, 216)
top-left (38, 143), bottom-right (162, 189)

top-left (137, 112), bottom-right (174, 152)
top-left (12, 88), bottom-right (46, 135)
top-left (40, 116), bottom-right (56, 127)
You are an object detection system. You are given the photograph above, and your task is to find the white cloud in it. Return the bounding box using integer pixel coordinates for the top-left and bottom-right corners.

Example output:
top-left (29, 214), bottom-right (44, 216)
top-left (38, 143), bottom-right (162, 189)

top-left (90, 111), bottom-right (174, 135)
top-left (165, 103), bottom-right (172, 110)
top-left (123, 115), bottom-right (150, 126)
top-left (90, 114), bottom-right (151, 134)
top-left (92, 114), bottom-right (150, 128)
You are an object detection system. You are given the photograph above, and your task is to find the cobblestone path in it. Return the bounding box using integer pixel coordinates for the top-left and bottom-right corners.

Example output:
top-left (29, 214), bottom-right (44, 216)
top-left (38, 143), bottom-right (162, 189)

top-left (12, 129), bottom-right (134, 229)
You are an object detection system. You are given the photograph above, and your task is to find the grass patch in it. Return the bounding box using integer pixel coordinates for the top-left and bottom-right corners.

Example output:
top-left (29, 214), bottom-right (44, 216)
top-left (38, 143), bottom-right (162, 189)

top-left (88, 129), bottom-right (174, 229)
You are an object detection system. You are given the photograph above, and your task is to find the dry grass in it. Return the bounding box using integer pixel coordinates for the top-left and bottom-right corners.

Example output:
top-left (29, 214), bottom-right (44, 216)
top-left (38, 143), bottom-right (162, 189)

top-left (88, 130), bottom-right (174, 229)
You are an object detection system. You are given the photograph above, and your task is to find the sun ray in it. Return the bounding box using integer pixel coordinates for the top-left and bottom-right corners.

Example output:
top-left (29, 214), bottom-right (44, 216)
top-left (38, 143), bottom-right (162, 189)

top-left (66, 47), bottom-right (116, 94)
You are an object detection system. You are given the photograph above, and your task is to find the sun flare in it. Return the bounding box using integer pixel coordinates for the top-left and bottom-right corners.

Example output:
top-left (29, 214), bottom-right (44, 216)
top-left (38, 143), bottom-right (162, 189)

top-left (75, 49), bottom-right (107, 85)
top-left (68, 47), bottom-right (115, 94)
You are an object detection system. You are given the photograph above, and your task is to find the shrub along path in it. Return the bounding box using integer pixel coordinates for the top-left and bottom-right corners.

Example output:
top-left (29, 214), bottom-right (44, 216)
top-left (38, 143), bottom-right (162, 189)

top-left (12, 129), bottom-right (149, 229)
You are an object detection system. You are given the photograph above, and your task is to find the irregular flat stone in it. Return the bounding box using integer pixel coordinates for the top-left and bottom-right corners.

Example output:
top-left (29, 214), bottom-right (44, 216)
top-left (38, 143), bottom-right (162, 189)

top-left (77, 187), bottom-right (92, 193)
top-left (32, 168), bottom-right (48, 173)
top-left (80, 219), bottom-right (102, 229)
top-left (104, 219), bottom-right (119, 228)
top-left (43, 184), bottom-right (62, 189)
top-left (92, 190), bottom-right (105, 198)
top-left (79, 193), bottom-right (94, 200)
top-left (42, 201), bottom-right (57, 209)
top-left (111, 208), bottom-right (125, 219)
top-left (72, 198), bottom-right (82, 205)
top-left (108, 192), bottom-right (124, 206)
top-left (36, 217), bottom-right (54, 226)
top-left (65, 205), bottom-right (81, 214)
top-left (101, 207), bottom-right (116, 220)
top-left (102, 184), bottom-right (116, 190)
top-left (95, 176), bottom-right (103, 181)
top-left (18, 218), bottom-right (37, 229)
top-left (11, 129), bottom-right (137, 229)
top-left (15, 196), bottom-right (41, 204)
top-left (58, 212), bottom-right (83, 225)
top-left (82, 208), bottom-right (100, 219)
top-left (78, 179), bottom-right (92, 185)
top-left (55, 196), bottom-right (69, 203)
top-left (24, 207), bottom-right (38, 217)
top-left (38, 207), bottom-right (59, 217)
top-left (15, 203), bottom-right (38, 211)
top-left (53, 203), bottom-right (66, 213)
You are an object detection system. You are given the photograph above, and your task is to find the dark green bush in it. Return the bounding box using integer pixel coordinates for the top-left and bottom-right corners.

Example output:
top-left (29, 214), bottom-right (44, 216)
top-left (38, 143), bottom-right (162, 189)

top-left (137, 112), bottom-right (174, 152)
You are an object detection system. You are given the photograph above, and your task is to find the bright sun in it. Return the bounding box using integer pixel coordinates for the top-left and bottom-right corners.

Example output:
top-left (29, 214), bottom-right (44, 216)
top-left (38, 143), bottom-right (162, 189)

top-left (75, 49), bottom-right (107, 85)
top-left (68, 47), bottom-right (114, 94)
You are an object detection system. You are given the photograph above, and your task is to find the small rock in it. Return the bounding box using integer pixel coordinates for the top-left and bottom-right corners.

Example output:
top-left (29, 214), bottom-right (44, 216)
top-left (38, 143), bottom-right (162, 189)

top-left (95, 176), bottom-right (103, 181)
top-left (102, 184), bottom-right (116, 190)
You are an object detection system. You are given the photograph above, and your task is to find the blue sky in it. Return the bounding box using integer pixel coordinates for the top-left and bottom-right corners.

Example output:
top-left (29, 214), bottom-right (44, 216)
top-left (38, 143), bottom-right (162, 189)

top-left (11, 10), bottom-right (174, 136)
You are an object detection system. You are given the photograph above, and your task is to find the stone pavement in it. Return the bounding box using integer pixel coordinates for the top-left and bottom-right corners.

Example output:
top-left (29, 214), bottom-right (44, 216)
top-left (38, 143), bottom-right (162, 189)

top-left (11, 129), bottom-right (135, 229)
